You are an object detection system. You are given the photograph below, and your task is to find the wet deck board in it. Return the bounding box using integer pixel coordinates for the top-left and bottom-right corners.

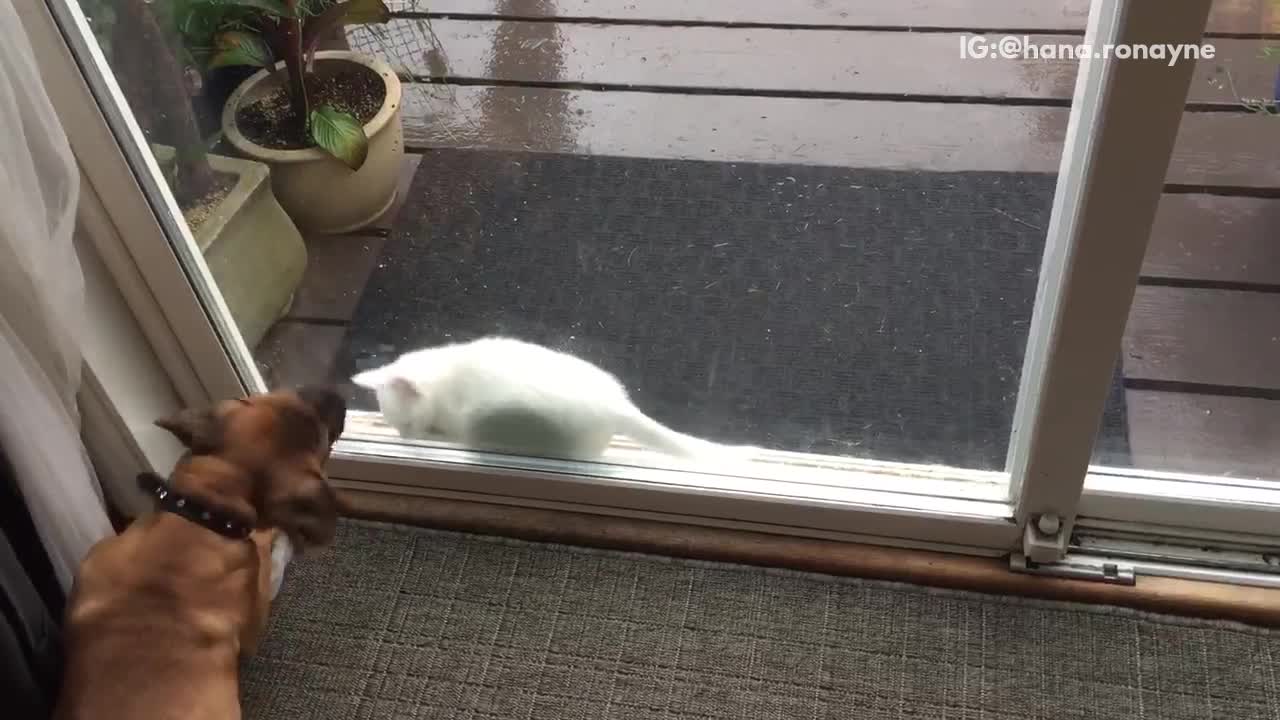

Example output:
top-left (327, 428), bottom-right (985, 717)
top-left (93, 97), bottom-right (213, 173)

top-left (1146, 195), bottom-right (1280, 286)
top-left (1123, 287), bottom-right (1280, 391)
top-left (254, 322), bottom-right (347, 387)
top-left (404, 0), bottom-right (1280, 35)
top-left (358, 20), bottom-right (1274, 106)
top-left (1122, 391), bottom-right (1280, 479)
top-left (397, 85), bottom-right (1280, 187)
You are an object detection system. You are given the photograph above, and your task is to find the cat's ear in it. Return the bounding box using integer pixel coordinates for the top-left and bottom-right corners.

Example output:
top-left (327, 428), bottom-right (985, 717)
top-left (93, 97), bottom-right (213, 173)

top-left (389, 377), bottom-right (418, 397)
top-left (351, 366), bottom-right (391, 389)
top-left (351, 366), bottom-right (419, 398)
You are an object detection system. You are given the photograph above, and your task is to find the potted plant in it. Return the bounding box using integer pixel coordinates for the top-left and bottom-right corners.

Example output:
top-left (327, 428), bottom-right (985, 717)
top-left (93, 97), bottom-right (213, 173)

top-left (1267, 46), bottom-right (1280, 116)
top-left (92, 0), bottom-right (307, 350)
top-left (202, 0), bottom-right (404, 233)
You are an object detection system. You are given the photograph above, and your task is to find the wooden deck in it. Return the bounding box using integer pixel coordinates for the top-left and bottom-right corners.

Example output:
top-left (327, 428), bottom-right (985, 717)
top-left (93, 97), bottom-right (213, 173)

top-left (257, 0), bottom-right (1280, 480)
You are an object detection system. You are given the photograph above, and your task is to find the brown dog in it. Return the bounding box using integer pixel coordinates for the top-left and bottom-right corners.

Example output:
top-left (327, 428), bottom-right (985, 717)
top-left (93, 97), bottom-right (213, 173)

top-left (53, 386), bottom-right (347, 720)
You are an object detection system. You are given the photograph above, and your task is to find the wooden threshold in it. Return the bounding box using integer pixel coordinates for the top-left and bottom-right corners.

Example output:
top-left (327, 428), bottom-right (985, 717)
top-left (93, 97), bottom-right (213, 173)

top-left (339, 487), bottom-right (1280, 628)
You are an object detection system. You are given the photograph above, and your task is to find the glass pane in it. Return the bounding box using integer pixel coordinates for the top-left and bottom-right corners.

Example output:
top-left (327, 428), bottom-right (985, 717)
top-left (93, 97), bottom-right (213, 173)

top-left (1091, 32), bottom-right (1279, 483)
top-left (67, 0), bottom-right (1105, 491)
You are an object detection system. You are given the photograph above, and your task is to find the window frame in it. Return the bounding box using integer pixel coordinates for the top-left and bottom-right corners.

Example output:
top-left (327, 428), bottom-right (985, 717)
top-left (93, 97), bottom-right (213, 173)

top-left (1004, 0), bottom-right (1219, 559)
top-left (34, 0), bottom-right (1266, 561)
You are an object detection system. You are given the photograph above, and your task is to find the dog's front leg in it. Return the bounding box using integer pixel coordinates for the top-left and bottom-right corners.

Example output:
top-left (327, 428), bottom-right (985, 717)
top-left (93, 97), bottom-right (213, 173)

top-left (268, 532), bottom-right (293, 599)
top-left (240, 529), bottom-right (279, 658)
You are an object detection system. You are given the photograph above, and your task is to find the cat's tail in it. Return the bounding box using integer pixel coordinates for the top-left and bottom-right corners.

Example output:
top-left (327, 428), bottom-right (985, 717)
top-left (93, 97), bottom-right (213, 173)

top-left (614, 405), bottom-right (759, 463)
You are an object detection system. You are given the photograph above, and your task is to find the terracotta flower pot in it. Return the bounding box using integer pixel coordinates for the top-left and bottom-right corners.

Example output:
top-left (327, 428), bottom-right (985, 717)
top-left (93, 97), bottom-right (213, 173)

top-left (221, 51), bottom-right (404, 234)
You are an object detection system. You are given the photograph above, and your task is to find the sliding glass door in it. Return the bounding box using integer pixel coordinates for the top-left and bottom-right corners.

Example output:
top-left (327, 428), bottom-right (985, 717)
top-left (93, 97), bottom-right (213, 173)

top-left (26, 0), bottom-right (1278, 570)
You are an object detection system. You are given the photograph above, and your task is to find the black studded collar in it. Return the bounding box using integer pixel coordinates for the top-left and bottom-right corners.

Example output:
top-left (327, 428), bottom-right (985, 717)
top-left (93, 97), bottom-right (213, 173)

top-left (136, 472), bottom-right (253, 541)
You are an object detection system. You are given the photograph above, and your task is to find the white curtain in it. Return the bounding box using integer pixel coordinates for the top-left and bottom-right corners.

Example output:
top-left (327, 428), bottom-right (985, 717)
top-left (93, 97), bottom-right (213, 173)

top-left (0, 0), bottom-right (113, 589)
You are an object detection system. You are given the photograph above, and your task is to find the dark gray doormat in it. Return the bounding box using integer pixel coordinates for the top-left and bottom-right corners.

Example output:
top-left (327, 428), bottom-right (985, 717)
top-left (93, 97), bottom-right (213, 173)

top-left (243, 520), bottom-right (1278, 720)
top-left (337, 150), bottom-right (1129, 469)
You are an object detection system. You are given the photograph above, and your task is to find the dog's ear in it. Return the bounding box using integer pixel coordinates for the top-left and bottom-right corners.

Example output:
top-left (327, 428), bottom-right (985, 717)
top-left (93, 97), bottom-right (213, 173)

top-left (259, 468), bottom-right (339, 552)
top-left (296, 385), bottom-right (347, 446)
top-left (155, 408), bottom-right (221, 453)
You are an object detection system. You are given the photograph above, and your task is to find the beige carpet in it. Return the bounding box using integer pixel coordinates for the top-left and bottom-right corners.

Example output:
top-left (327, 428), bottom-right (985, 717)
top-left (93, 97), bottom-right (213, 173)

top-left (243, 520), bottom-right (1279, 719)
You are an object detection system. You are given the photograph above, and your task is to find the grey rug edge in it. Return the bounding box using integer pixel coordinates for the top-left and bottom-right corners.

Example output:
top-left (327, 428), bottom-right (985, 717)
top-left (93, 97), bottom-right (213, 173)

top-left (310, 517), bottom-right (1276, 638)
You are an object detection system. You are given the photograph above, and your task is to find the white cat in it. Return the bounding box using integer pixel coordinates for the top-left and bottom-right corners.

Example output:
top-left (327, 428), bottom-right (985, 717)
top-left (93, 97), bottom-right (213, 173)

top-left (350, 336), bottom-right (757, 462)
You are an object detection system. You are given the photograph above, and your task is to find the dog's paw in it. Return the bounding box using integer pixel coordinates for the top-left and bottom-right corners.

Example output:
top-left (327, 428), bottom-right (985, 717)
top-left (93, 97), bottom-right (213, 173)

top-left (269, 533), bottom-right (294, 599)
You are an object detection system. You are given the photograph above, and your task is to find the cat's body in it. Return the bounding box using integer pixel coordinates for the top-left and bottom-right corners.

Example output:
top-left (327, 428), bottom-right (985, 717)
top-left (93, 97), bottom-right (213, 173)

top-left (351, 337), bottom-right (755, 462)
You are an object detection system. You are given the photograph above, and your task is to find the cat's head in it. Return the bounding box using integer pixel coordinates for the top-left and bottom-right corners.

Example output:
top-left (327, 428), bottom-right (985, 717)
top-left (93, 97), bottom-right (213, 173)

top-left (351, 363), bottom-right (430, 436)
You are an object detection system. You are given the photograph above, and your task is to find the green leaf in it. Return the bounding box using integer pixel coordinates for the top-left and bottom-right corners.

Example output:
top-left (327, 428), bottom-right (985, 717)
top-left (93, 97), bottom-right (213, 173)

top-left (341, 0), bottom-right (391, 25)
top-left (309, 105), bottom-right (368, 170)
top-left (208, 31), bottom-right (272, 68)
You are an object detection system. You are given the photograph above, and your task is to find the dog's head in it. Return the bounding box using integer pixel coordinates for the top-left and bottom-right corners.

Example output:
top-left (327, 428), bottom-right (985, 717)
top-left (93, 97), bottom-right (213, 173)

top-left (155, 385), bottom-right (348, 550)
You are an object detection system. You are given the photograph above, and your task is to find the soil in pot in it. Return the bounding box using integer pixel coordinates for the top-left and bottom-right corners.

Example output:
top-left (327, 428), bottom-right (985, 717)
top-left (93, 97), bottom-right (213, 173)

top-left (235, 63), bottom-right (386, 150)
top-left (180, 171), bottom-right (238, 231)
top-left (196, 31), bottom-right (352, 135)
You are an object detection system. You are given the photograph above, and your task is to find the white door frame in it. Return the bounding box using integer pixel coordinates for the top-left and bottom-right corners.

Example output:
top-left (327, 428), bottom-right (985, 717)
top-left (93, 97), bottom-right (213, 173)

top-left (31, 0), bottom-right (1253, 557)
top-left (1005, 0), bottom-right (1215, 560)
